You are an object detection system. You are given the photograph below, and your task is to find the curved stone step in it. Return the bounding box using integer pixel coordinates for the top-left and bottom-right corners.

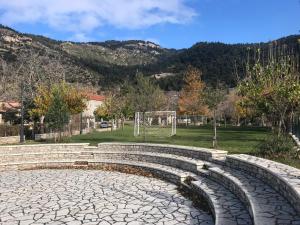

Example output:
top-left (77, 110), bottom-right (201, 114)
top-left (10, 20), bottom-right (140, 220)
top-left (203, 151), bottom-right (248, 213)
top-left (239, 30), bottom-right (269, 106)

top-left (192, 177), bottom-right (252, 225)
top-left (87, 159), bottom-right (196, 185)
top-left (97, 143), bottom-right (228, 161)
top-left (85, 151), bottom-right (205, 173)
top-left (227, 154), bottom-right (300, 214)
top-left (0, 151), bottom-right (206, 175)
top-left (0, 159), bottom-right (195, 185)
top-left (208, 166), bottom-right (300, 225)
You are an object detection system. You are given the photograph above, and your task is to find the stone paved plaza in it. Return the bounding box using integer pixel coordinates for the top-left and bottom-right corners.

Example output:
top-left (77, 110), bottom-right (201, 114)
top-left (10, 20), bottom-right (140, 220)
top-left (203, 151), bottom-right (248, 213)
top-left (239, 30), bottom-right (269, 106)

top-left (0, 169), bottom-right (213, 225)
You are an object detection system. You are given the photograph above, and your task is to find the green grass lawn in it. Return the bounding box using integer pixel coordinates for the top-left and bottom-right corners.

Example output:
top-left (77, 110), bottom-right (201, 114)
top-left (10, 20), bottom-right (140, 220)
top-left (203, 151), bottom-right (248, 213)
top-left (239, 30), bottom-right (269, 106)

top-left (69, 125), bottom-right (270, 154)
top-left (69, 125), bottom-right (300, 169)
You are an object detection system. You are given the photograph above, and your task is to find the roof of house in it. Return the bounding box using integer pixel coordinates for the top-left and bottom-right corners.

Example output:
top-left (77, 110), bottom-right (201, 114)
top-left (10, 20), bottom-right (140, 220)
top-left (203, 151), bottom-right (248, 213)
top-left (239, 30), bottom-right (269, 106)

top-left (0, 101), bottom-right (21, 113)
top-left (87, 94), bottom-right (105, 102)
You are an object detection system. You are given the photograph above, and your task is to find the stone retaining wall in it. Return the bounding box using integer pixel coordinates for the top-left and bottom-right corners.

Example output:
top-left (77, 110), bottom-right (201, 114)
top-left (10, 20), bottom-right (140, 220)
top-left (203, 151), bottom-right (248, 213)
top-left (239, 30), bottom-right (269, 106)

top-left (0, 143), bottom-right (89, 154)
top-left (90, 152), bottom-right (202, 173)
top-left (97, 143), bottom-right (228, 161)
top-left (87, 162), bottom-right (187, 184)
top-left (0, 136), bottom-right (22, 144)
top-left (0, 152), bottom-right (81, 163)
top-left (34, 129), bottom-right (91, 141)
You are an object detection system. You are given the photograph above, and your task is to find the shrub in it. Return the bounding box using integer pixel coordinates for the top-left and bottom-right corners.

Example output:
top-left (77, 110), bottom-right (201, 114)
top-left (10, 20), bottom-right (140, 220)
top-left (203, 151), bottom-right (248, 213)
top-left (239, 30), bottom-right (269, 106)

top-left (257, 134), bottom-right (294, 157)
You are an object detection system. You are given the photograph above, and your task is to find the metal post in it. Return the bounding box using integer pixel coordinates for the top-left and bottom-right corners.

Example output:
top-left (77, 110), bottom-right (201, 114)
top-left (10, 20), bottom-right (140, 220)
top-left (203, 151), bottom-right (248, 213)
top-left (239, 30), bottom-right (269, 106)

top-left (137, 112), bottom-right (140, 136)
top-left (174, 112), bottom-right (177, 135)
top-left (20, 80), bottom-right (25, 143)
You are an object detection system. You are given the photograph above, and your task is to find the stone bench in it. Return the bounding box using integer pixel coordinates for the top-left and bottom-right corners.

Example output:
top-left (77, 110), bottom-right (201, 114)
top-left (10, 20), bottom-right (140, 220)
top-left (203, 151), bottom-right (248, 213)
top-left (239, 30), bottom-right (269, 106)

top-left (97, 143), bottom-right (228, 161)
top-left (226, 154), bottom-right (300, 214)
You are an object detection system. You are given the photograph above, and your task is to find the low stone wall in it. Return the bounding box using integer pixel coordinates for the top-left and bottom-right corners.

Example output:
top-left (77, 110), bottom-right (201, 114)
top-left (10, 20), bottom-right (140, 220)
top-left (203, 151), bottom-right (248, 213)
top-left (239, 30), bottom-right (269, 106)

top-left (97, 143), bottom-right (228, 161)
top-left (0, 152), bottom-right (81, 163)
top-left (90, 152), bottom-right (202, 173)
top-left (88, 161), bottom-right (187, 184)
top-left (0, 143), bottom-right (89, 154)
top-left (226, 154), bottom-right (300, 214)
top-left (0, 136), bottom-right (22, 145)
top-left (35, 129), bottom-right (91, 141)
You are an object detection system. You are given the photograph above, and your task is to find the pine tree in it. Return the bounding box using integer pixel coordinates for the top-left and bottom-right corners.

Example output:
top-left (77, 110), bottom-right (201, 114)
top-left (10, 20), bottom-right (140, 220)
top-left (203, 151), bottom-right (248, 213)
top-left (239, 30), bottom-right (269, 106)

top-left (45, 87), bottom-right (70, 142)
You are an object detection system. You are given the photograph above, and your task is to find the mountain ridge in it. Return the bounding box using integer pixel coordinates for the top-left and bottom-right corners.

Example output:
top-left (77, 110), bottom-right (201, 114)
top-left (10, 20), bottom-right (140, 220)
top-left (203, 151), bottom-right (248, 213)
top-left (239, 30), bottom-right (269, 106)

top-left (0, 24), bottom-right (299, 99)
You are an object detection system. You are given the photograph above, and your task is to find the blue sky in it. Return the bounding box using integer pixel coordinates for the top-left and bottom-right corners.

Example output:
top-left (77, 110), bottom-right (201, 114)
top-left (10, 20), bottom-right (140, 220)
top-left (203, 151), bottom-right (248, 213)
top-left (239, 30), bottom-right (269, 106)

top-left (0, 0), bottom-right (299, 49)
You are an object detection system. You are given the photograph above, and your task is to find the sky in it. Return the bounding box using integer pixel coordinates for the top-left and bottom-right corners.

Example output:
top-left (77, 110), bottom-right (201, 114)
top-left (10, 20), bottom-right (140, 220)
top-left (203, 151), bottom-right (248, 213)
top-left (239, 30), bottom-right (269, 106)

top-left (0, 0), bottom-right (299, 49)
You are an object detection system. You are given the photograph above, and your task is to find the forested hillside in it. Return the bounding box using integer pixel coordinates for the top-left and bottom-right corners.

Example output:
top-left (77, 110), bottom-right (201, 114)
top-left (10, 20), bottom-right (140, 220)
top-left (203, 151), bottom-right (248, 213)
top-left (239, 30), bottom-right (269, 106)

top-left (0, 24), bottom-right (299, 99)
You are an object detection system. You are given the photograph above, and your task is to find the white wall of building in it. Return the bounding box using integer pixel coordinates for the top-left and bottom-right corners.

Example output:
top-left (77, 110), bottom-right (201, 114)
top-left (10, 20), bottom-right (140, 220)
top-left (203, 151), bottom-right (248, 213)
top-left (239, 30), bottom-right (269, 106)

top-left (82, 99), bottom-right (104, 128)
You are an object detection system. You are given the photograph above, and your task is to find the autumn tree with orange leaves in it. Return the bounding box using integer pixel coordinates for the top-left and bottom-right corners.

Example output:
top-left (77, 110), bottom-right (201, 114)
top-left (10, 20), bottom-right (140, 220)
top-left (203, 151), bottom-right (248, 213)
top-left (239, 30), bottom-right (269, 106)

top-left (178, 66), bottom-right (208, 116)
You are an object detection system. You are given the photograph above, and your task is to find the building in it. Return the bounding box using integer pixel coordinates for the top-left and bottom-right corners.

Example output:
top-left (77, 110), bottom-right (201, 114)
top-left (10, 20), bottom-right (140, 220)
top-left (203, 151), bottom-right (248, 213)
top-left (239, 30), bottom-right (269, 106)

top-left (82, 94), bottom-right (105, 128)
top-left (0, 101), bottom-right (20, 124)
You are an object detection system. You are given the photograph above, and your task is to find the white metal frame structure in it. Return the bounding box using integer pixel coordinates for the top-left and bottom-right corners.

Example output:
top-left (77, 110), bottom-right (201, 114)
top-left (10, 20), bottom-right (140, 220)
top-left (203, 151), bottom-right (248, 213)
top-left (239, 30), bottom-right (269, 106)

top-left (134, 111), bottom-right (176, 137)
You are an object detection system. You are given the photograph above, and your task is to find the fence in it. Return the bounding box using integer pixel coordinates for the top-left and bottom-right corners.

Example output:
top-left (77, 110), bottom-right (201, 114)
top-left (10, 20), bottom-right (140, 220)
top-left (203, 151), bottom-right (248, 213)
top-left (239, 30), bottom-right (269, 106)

top-left (34, 114), bottom-right (94, 141)
top-left (0, 124), bottom-right (19, 137)
top-left (292, 115), bottom-right (300, 139)
top-left (177, 115), bottom-right (208, 126)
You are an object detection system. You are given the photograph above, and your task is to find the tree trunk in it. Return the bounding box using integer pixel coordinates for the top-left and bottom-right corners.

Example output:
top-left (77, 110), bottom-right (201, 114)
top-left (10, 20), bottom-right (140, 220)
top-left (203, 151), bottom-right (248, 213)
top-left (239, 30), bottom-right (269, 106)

top-left (288, 112), bottom-right (293, 134)
top-left (40, 116), bottom-right (45, 134)
top-left (143, 112), bottom-right (146, 142)
top-left (31, 121), bottom-right (35, 140)
top-left (213, 109), bottom-right (217, 148)
top-left (185, 114), bottom-right (188, 127)
top-left (278, 120), bottom-right (282, 137)
top-left (53, 129), bottom-right (57, 143)
top-left (122, 118), bottom-right (125, 131)
top-left (59, 128), bottom-right (62, 142)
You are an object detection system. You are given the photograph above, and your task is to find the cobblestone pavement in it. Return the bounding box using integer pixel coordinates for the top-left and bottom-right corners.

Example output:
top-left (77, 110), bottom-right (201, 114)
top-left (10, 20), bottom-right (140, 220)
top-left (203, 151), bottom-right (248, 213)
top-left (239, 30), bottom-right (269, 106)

top-left (0, 170), bottom-right (213, 225)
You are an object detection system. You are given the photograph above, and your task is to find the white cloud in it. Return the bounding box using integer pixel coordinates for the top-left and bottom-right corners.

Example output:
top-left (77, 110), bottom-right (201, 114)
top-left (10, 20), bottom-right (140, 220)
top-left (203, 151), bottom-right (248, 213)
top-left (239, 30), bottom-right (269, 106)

top-left (70, 33), bottom-right (94, 42)
top-left (145, 38), bottom-right (160, 45)
top-left (0, 0), bottom-right (196, 36)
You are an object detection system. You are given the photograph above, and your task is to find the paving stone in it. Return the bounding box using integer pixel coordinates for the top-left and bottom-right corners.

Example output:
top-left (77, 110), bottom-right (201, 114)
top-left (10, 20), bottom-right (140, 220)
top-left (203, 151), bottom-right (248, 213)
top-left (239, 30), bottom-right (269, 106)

top-left (0, 170), bottom-right (213, 225)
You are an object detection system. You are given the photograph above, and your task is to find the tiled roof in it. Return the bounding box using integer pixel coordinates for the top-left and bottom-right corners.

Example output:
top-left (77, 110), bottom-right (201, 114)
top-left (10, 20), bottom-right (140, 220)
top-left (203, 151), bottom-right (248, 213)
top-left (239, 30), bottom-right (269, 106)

top-left (87, 94), bottom-right (105, 101)
top-left (0, 101), bottom-right (21, 113)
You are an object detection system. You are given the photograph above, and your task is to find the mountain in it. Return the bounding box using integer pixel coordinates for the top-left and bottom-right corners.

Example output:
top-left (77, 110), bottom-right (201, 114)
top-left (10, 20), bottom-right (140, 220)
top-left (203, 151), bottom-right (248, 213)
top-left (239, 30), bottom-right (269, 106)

top-left (0, 24), bottom-right (299, 99)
